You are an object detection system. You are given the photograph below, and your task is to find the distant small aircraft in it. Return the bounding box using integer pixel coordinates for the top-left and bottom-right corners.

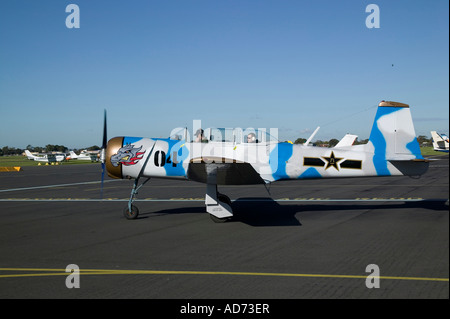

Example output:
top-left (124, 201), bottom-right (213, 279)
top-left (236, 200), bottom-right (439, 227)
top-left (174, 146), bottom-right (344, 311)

top-left (431, 131), bottom-right (449, 153)
top-left (25, 150), bottom-right (66, 163)
top-left (100, 101), bottom-right (429, 222)
top-left (69, 150), bottom-right (99, 161)
top-left (335, 134), bottom-right (358, 148)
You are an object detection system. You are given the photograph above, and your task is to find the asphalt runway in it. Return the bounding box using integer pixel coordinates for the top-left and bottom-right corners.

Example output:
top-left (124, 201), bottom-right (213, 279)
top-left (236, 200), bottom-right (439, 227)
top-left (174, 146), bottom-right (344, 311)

top-left (0, 155), bottom-right (448, 299)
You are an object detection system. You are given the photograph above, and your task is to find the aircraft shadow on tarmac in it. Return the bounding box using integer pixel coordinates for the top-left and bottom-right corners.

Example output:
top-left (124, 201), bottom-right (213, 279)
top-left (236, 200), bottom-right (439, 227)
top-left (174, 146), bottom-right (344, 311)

top-left (137, 198), bottom-right (301, 226)
top-left (137, 198), bottom-right (448, 227)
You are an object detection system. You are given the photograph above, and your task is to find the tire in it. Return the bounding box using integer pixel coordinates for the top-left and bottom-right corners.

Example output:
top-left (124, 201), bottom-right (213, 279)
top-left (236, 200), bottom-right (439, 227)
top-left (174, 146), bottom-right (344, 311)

top-left (123, 204), bottom-right (139, 220)
top-left (210, 214), bottom-right (231, 223)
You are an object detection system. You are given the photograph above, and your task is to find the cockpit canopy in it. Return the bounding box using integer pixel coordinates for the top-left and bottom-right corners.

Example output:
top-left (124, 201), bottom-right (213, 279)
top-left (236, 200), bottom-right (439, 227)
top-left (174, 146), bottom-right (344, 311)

top-left (169, 127), bottom-right (279, 144)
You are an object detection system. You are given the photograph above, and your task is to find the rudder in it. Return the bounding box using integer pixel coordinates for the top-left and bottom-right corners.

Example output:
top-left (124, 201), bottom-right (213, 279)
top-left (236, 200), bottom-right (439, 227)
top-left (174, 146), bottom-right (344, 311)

top-left (368, 101), bottom-right (423, 161)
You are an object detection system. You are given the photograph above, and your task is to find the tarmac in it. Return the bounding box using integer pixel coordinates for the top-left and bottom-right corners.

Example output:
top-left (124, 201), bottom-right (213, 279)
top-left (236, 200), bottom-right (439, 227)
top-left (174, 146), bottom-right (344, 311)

top-left (0, 154), bottom-right (448, 299)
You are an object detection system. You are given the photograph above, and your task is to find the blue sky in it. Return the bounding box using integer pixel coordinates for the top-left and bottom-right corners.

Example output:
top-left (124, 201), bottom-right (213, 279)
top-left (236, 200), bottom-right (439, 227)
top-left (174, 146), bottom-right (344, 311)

top-left (0, 0), bottom-right (448, 148)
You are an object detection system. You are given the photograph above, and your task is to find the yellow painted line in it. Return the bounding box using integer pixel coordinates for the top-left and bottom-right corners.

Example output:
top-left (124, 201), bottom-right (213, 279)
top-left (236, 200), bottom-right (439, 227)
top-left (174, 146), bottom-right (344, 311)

top-left (0, 167), bottom-right (22, 172)
top-left (0, 268), bottom-right (448, 282)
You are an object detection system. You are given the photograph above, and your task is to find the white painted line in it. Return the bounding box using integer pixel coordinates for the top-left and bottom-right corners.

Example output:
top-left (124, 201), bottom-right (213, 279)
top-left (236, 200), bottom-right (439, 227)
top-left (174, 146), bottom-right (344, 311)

top-left (0, 180), bottom-right (121, 193)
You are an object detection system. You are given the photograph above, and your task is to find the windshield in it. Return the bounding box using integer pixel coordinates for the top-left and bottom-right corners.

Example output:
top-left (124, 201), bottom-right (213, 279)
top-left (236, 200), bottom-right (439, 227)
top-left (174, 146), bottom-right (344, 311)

top-left (242, 128), bottom-right (278, 144)
top-left (169, 127), bottom-right (188, 141)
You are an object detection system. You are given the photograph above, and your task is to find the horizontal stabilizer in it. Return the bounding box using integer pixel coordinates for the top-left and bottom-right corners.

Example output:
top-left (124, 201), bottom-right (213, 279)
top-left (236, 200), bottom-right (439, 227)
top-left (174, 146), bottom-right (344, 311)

top-left (388, 159), bottom-right (429, 176)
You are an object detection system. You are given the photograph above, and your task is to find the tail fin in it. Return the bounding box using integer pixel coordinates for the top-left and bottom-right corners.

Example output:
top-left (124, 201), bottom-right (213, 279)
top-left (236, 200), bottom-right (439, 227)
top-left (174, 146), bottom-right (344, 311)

top-left (69, 151), bottom-right (78, 159)
top-left (368, 101), bottom-right (427, 176)
top-left (431, 131), bottom-right (449, 151)
top-left (369, 101), bottom-right (423, 160)
top-left (25, 150), bottom-right (35, 160)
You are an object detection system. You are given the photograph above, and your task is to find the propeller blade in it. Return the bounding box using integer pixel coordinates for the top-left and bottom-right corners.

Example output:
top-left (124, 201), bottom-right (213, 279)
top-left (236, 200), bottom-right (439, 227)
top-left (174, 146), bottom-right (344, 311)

top-left (101, 109), bottom-right (107, 149)
top-left (100, 109), bottom-right (107, 198)
top-left (101, 162), bottom-right (105, 199)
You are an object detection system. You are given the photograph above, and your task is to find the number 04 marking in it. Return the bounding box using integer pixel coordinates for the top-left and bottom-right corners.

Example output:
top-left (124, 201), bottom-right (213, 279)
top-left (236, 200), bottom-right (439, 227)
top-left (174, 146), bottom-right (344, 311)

top-left (154, 150), bottom-right (178, 167)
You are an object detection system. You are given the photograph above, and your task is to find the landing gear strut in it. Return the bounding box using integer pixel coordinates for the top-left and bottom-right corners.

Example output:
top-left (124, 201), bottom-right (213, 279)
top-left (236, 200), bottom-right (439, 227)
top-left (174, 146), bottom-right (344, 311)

top-left (123, 177), bottom-right (150, 220)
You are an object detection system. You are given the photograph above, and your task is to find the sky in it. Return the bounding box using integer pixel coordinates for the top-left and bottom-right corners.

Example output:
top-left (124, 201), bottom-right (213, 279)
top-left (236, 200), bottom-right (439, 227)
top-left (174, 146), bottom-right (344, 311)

top-left (0, 0), bottom-right (448, 149)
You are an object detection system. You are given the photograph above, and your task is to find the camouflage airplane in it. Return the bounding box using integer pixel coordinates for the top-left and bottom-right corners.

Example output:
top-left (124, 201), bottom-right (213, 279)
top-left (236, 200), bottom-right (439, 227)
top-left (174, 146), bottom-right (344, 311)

top-left (101, 101), bottom-right (429, 222)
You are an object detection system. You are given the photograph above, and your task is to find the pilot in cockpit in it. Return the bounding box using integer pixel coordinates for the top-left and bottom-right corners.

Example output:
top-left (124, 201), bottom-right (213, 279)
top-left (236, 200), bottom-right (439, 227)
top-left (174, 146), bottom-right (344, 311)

top-left (194, 129), bottom-right (208, 143)
top-left (246, 132), bottom-right (257, 143)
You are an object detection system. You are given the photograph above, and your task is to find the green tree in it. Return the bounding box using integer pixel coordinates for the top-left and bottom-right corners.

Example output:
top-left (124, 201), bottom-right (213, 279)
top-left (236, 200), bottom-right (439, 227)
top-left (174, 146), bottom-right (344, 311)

top-left (294, 138), bottom-right (307, 144)
top-left (328, 138), bottom-right (339, 147)
top-left (45, 144), bottom-right (68, 153)
top-left (417, 135), bottom-right (431, 146)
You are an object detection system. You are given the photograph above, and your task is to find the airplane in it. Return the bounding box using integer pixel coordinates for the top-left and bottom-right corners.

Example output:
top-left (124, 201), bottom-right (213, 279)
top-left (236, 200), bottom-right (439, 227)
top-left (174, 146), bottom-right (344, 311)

top-left (431, 131), bottom-right (449, 153)
top-left (100, 100), bottom-right (429, 222)
top-left (69, 150), bottom-right (99, 161)
top-left (25, 150), bottom-right (66, 163)
top-left (303, 127), bottom-right (357, 147)
top-left (335, 134), bottom-right (358, 148)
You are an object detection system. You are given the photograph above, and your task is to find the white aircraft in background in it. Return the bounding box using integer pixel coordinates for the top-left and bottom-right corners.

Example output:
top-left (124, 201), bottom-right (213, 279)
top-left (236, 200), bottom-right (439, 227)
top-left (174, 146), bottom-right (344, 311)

top-left (431, 131), bottom-right (449, 153)
top-left (335, 134), bottom-right (358, 148)
top-left (69, 150), bottom-right (99, 161)
top-left (24, 150), bottom-right (66, 163)
top-left (302, 127), bottom-right (357, 148)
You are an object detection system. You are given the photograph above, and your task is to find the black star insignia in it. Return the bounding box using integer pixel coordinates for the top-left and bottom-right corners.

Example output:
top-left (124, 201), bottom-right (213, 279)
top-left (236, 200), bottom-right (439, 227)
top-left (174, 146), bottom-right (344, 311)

top-left (322, 151), bottom-right (343, 170)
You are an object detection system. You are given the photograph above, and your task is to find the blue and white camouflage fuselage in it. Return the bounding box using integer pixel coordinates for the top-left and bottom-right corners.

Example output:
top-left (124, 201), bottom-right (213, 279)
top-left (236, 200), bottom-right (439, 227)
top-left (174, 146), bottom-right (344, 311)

top-left (105, 101), bottom-right (428, 185)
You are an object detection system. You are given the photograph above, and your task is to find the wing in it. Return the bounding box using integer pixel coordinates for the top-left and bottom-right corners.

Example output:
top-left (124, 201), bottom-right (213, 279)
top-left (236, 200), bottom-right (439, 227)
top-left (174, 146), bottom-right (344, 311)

top-left (188, 157), bottom-right (265, 185)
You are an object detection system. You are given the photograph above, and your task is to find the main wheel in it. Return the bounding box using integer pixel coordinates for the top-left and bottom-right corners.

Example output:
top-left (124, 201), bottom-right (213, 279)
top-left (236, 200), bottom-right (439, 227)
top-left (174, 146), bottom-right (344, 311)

top-left (210, 214), bottom-right (231, 223)
top-left (123, 204), bottom-right (139, 220)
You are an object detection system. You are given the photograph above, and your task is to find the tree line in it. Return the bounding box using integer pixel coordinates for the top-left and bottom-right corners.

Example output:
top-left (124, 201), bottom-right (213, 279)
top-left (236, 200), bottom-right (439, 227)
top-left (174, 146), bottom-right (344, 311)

top-left (0, 145), bottom-right (101, 156)
top-left (293, 137), bottom-right (370, 147)
top-left (294, 135), bottom-right (432, 147)
top-left (0, 136), bottom-right (434, 156)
